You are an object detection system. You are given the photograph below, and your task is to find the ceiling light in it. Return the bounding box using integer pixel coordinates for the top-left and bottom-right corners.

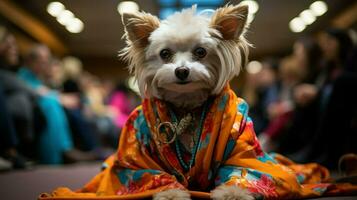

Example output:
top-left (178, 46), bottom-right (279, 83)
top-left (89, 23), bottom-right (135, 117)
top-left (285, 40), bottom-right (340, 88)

top-left (57, 10), bottom-right (74, 25)
top-left (246, 61), bottom-right (262, 74)
top-left (117, 1), bottom-right (139, 14)
top-left (310, 1), bottom-right (328, 16)
top-left (66, 18), bottom-right (84, 33)
top-left (240, 0), bottom-right (259, 14)
top-left (299, 9), bottom-right (316, 25)
top-left (47, 2), bottom-right (65, 17)
top-left (289, 17), bottom-right (306, 33)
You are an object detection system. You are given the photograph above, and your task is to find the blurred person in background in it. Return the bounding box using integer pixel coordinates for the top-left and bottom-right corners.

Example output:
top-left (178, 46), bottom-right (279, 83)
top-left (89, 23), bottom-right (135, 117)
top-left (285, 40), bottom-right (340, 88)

top-left (108, 81), bottom-right (138, 130)
top-left (265, 37), bottom-right (324, 154)
top-left (242, 58), bottom-right (279, 134)
top-left (79, 74), bottom-right (120, 149)
top-left (259, 56), bottom-right (305, 151)
top-left (264, 29), bottom-right (357, 169)
top-left (18, 44), bottom-right (95, 164)
top-left (106, 81), bottom-right (140, 147)
top-left (60, 57), bottom-right (104, 155)
top-left (45, 57), bottom-right (65, 89)
top-left (0, 84), bottom-right (15, 170)
top-left (0, 26), bottom-right (38, 169)
top-left (62, 56), bottom-right (83, 94)
top-left (289, 28), bottom-right (357, 168)
top-left (294, 37), bottom-right (324, 83)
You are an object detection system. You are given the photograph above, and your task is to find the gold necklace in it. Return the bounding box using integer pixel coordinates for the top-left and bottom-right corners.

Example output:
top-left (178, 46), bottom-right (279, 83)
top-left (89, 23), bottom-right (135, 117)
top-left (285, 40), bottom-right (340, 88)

top-left (156, 113), bottom-right (193, 144)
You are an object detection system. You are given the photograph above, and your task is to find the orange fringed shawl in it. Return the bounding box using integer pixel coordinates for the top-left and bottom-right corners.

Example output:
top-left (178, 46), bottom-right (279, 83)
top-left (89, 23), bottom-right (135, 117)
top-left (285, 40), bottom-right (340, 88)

top-left (39, 86), bottom-right (357, 199)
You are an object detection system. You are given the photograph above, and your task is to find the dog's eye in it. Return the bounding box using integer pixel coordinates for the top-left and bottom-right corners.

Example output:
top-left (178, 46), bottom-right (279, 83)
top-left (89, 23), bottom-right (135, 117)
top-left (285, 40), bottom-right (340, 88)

top-left (159, 49), bottom-right (172, 60)
top-left (193, 47), bottom-right (207, 58)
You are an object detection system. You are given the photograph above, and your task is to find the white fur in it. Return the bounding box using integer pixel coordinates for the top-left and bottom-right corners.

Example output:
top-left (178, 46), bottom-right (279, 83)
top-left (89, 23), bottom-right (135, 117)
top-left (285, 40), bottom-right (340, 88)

top-left (121, 5), bottom-right (250, 108)
top-left (211, 185), bottom-right (254, 200)
top-left (153, 189), bottom-right (191, 200)
top-left (120, 5), bottom-right (253, 200)
top-left (145, 7), bottom-right (218, 108)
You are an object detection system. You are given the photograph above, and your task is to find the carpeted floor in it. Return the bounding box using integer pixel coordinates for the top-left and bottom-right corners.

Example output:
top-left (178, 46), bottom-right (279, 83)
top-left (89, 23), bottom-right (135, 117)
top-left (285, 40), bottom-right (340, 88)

top-left (0, 163), bottom-right (356, 200)
top-left (0, 162), bottom-right (101, 200)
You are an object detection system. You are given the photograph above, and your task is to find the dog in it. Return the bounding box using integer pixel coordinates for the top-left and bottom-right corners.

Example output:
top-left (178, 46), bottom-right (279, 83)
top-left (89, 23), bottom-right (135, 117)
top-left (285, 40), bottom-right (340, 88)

top-left (39, 3), bottom-right (357, 200)
top-left (120, 4), bottom-right (253, 200)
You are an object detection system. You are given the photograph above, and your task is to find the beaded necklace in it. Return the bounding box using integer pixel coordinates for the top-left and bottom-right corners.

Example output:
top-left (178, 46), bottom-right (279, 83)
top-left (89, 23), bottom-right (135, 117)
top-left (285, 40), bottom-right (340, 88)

top-left (168, 101), bottom-right (210, 171)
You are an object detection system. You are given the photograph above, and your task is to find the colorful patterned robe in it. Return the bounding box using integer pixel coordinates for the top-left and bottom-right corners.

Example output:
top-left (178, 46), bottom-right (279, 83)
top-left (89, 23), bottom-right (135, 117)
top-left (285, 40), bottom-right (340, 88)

top-left (40, 86), bottom-right (357, 199)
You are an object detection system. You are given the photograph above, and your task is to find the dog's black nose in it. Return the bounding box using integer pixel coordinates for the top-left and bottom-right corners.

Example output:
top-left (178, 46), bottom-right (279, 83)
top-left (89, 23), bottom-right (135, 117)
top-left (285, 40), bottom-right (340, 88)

top-left (175, 67), bottom-right (189, 80)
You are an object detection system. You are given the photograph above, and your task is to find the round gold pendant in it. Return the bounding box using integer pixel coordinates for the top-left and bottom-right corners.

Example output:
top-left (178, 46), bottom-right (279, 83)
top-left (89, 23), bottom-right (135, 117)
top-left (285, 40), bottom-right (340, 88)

top-left (156, 122), bottom-right (177, 144)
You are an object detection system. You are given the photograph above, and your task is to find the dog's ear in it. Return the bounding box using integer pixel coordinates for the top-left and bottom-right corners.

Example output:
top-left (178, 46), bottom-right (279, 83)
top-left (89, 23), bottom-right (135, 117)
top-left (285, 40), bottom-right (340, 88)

top-left (122, 12), bottom-right (160, 48)
top-left (210, 5), bottom-right (248, 40)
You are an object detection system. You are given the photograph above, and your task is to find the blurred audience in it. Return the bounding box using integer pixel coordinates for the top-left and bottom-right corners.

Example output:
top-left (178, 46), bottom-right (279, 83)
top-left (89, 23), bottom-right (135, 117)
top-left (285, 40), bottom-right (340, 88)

top-left (45, 58), bottom-right (65, 89)
top-left (258, 56), bottom-right (304, 150)
top-left (293, 28), bottom-right (357, 168)
top-left (259, 37), bottom-right (324, 152)
top-left (78, 74), bottom-right (113, 142)
top-left (18, 44), bottom-right (91, 164)
top-left (108, 82), bottom-right (138, 129)
top-left (60, 57), bottom-right (99, 152)
top-left (243, 58), bottom-right (279, 134)
top-left (255, 28), bottom-right (357, 169)
top-left (0, 25), bottom-right (140, 169)
top-left (0, 27), bottom-right (38, 169)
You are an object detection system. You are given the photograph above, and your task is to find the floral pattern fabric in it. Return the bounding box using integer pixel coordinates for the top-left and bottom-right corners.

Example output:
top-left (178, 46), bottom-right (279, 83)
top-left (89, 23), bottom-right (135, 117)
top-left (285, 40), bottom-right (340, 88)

top-left (41, 85), bottom-right (357, 199)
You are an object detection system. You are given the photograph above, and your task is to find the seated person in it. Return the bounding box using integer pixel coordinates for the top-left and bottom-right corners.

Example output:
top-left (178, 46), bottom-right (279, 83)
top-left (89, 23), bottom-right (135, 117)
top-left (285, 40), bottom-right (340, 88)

top-left (18, 44), bottom-right (95, 164)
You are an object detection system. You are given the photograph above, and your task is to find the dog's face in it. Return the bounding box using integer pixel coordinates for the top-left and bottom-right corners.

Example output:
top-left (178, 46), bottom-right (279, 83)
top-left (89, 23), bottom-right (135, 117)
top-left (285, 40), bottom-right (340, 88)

top-left (121, 5), bottom-right (249, 108)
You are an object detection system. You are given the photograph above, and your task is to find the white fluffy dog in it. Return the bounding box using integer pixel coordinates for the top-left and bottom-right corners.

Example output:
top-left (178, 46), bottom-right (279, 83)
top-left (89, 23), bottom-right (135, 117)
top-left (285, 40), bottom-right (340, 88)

top-left (121, 4), bottom-right (253, 200)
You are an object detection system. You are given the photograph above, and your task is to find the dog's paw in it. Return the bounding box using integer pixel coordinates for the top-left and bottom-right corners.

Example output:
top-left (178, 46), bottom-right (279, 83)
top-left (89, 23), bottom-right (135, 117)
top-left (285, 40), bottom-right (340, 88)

top-left (211, 185), bottom-right (254, 200)
top-left (153, 189), bottom-right (191, 200)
